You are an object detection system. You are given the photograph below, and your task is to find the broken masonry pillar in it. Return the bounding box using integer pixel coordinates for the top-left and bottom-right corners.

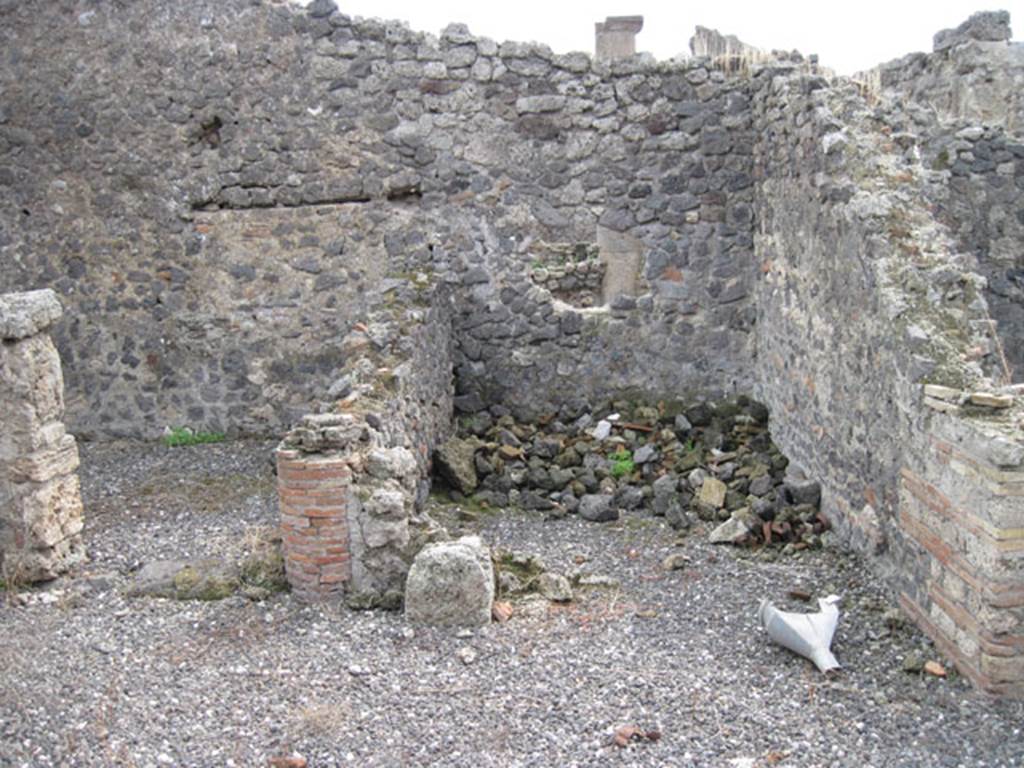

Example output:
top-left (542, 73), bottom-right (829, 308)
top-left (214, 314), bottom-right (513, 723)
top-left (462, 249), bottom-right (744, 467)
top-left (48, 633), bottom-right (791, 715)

top-left (0, 289), bottom-right (85, 583)
top-left (595, 16), bottom-right (644, 62)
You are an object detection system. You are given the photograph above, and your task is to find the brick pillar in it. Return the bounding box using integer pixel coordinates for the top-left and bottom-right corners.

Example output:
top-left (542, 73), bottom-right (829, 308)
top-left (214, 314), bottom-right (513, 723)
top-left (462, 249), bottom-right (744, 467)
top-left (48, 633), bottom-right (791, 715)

top-left (897, 411), bottom-right (1024, 697)
top-left (276, 448), bottom-right (353, 602)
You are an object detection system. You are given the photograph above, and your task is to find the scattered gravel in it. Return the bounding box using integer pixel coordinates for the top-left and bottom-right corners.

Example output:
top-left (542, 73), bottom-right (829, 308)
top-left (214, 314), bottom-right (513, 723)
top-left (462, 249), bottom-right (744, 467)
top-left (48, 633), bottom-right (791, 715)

top-left (1, 440), bottom-right (1022, 767)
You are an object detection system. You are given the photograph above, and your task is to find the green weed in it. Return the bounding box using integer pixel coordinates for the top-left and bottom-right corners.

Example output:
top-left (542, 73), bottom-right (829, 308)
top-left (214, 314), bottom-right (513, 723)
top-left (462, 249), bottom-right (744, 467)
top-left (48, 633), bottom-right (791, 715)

top-left (609, 448), bottom-right (635, 478)
top-left (162, 427), bottom-right (227, 448)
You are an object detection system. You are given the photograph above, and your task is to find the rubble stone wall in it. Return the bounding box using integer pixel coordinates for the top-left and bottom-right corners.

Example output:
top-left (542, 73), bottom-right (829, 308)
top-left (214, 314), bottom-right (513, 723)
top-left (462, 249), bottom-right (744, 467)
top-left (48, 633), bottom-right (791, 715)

top-left (868, 11), bottom-right (1024, 379)
top-left (1, 0), bottom-right (760, 437)
top-left (916, 125), bottom-right (1024, 380)
top-left (752, 63), bottom-right (1024, 695)
top-left (0, 290), bottom-right (84, 582)
top-left (869, 11), bottom-right (1024, 130)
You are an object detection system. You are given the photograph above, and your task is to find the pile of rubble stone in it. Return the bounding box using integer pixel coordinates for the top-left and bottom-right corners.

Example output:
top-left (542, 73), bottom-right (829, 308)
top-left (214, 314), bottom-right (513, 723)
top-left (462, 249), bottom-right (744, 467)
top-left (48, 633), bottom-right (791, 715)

top-left (434, 397), bottom-right (827, 549)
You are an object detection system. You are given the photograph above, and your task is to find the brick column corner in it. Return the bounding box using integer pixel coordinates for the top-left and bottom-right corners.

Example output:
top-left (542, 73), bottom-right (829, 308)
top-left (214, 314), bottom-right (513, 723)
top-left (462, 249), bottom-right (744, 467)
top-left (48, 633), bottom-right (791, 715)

top-left (276, 448), bottom-right (354, 602)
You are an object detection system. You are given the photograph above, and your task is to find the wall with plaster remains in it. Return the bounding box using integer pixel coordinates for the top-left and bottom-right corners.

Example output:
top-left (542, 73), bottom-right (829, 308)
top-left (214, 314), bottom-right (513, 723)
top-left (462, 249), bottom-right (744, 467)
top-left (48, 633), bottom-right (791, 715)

top-left (0, 0), bottom-right (760, 437)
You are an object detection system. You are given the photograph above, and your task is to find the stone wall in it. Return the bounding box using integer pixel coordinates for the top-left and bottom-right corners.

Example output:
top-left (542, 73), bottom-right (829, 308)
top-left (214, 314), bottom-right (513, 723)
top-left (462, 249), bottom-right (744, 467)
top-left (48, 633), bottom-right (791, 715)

top-left (0, 290), bottom-right (84, 582)
top-left (914, 125), bottom-right (1024, 380)
top-left (866, 11), bottom-right (1024, 380)
top-left (869, 11), bottom-right (1024, 130)
top-left (4, 0), bottom-right (1024, 694)
top-left (751, 61), bottom-right (1024, 696)
top-left (0, 0), bottom-right (760, 438)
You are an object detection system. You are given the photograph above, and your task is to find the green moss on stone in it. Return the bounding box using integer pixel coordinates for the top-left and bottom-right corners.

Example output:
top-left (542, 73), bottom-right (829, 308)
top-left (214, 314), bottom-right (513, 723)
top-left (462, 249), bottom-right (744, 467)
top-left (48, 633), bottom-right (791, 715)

top-left (239, 548), bottom-right (288, 594)
top-left (172, 565), bottom-right (239, 601)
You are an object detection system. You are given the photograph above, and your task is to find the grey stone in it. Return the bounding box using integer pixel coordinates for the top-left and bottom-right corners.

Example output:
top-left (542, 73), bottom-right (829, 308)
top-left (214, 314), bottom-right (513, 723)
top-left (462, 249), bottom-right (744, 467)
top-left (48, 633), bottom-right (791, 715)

top-left (548, 467), bottom-right (575, 488)
top-left (462, 267), bottom-right (490, 285)
top-left (404, 536), bottom-right (494, 627)
top-left (748, 474), bottom-right (774, 497)
top-left (365, 447), bottom-right (418, 482)
top-left (652, 479), bottom-right (679, 516)
top-left (652, 473), bottom-right (678, 497)
top-left (633, 444), bottom-right (657, 464)
top-left (532, 200), bottom-right (569, 228)
top-left (665, 502), bottom-right (692, 530)
top-left (306, 0), bottom-right (337, 19)
top-left (440, 22), bottom-right (475, 44)
top-left (674, 414), bottom-right (693, 433)
top-left (515, 95), bottom-right (566, 114)
top-left (708, 515), bottom-right (751, 544)
top-left (520, 490), bottom-right (556, 510)
top-left (599, 207), bottom-right (635, 232)
top-left (444, 45), bottom-right (477, 69)
top-left (435, 437), bottom-right (481, 495)
top-left (536, 572), bottom-right (573, 602)
top-left (784, 477), bottom-right (821, 506)
top-left (579, 493), bottom-right (618, 522)
top-left (933, 11), bottom-right (1011, 51)
top-left (127, 559), bottom-right (240, 601)
top-left (753, 497), bottom-right (775, 521)
top-left (614, 485), bottom-right (644, 510)
top-left (0, 289), bottom-right (63, 340)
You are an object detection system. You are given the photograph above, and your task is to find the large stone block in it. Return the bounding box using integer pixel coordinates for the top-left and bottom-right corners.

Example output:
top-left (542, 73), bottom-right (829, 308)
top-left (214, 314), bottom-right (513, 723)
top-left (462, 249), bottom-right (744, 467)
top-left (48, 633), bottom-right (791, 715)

top-left (405, 536), bottom-right (494, 627)
top-left (0, 335), bottom-right (66, 459)
top-left (0, 290), bottom-right (63, 341)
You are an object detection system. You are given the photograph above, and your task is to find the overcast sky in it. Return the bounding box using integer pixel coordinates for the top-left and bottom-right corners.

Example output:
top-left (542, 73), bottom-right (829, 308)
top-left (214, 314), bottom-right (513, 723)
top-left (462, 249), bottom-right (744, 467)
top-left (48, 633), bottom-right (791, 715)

top-left (323, 1), bottom-right (1022, 74)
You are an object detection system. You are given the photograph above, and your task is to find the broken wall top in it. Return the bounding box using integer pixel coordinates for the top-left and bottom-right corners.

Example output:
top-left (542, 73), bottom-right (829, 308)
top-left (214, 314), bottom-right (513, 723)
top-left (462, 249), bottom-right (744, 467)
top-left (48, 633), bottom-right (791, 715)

top-left (0, 290), bottom-right (62, 341)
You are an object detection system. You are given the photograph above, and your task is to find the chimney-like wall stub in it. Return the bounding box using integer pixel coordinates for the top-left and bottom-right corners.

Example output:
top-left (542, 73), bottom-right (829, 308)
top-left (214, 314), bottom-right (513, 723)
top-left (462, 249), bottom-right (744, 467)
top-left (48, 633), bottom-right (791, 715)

top-left (595, 15), bottom-right (644, 62)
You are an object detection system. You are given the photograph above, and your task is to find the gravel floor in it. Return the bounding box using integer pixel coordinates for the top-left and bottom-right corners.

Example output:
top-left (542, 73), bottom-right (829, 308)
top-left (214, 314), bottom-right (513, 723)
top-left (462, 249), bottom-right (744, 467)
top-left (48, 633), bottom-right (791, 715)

top-left (1, 440), bottom-right (1022, 768)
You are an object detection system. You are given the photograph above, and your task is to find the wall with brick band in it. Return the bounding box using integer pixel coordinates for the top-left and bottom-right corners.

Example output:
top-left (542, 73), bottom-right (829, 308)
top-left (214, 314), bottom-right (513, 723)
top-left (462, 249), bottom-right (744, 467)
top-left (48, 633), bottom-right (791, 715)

top-left (276, 282), bottom-right (454, 608)
top-left (752, 64), bottom-right (1024, 696)
top-left (896, 412), bottom-right (1024, 696)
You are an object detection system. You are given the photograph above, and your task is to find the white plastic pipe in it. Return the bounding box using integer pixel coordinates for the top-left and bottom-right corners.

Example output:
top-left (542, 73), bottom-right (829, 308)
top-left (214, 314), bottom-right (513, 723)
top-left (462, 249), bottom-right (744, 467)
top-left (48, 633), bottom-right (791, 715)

top-left (758, 594), bottom-right (841, 673)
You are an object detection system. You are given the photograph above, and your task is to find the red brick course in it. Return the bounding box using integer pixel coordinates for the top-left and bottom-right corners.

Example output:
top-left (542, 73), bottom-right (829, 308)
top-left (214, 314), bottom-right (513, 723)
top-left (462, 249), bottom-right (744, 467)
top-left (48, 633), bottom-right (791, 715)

top-left (897, 429), bottom-right (1024, 698)
top-left (276, 449), bottom-right (353, 601)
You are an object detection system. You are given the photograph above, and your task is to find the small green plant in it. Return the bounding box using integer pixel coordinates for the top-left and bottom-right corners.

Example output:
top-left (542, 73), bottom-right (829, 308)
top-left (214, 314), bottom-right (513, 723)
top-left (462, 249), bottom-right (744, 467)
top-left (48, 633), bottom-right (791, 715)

top-left (609, 448), bottom-right (635, 479)
top-left (162, 427), bottom-right (227, 448)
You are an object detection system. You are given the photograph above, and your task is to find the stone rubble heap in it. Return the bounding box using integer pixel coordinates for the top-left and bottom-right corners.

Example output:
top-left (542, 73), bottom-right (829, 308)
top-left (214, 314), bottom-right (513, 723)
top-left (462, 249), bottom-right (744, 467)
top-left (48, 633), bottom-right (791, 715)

top-left (435, 397), bottom-right (825, 550)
